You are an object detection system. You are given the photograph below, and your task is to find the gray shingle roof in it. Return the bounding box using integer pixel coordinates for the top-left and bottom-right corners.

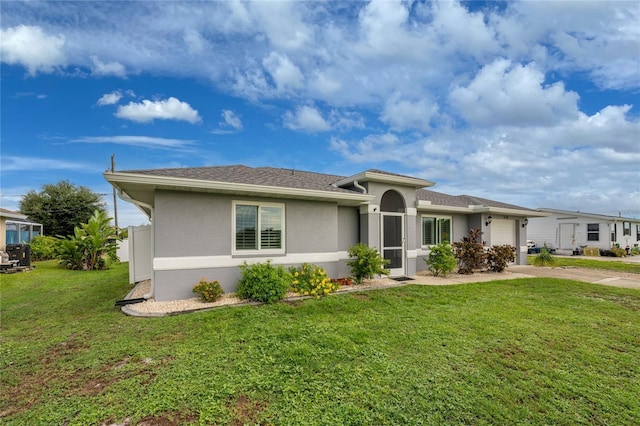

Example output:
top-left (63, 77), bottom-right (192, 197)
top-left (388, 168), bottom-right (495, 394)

top-left (417, 189), bottom-right (537, 212)
top-left (123, 165), bottom-right (356, 194)
top-left (120, 165), bottom-right (536, 212)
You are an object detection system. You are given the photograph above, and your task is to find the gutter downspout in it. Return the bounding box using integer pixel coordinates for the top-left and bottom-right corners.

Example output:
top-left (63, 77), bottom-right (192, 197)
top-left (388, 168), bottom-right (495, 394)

top-left (353, 180), bottom-right (367, 194)
top-left (118, 190), bottom-right (155, 300)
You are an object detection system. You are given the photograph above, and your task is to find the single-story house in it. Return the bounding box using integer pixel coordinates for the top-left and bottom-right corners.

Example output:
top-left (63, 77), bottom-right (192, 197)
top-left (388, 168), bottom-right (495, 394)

top-left (105, 165), bottom-right (546, 301)
top-left (0, 208), bottom-right (43, 251)
top-left (527, 208), bottom-right (640, 254)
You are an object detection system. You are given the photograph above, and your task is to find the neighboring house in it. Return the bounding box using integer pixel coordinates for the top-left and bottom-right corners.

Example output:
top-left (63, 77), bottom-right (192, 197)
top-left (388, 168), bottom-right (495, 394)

top-left (0, 208), bottom-right (43, 251)
top-left (105, 165), bottom-right (545, 301)
top-left (527, 208), bottom-right (640, 254)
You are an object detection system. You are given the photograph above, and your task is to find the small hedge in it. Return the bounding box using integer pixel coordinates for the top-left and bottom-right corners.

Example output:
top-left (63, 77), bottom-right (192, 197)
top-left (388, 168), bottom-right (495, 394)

top-left (237, 260), bottom-right (291, 303)
top-left (425, 242), bottom-right (456, 277)
top-left (347, 243), bottom-right (390, 284)
top-left (193, 278), bottom-right (224, 302)
top-left (290, 263), bottom-right (339, 298)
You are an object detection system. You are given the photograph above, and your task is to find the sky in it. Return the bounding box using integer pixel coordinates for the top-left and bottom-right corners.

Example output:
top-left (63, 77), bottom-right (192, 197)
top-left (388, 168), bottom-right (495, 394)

top-left (1, 0), bottom-right (639, 228)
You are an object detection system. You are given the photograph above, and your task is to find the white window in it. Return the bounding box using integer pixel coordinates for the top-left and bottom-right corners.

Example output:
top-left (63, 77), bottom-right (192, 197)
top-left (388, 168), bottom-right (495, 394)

top-left (233, 201), bottom-right (285, 254)
top-left (623, 222), bottom-right (631, 236)
top-left (422, 216), bottom-right (451, 246)
top-left (587, 223), bottom-right (599, 241)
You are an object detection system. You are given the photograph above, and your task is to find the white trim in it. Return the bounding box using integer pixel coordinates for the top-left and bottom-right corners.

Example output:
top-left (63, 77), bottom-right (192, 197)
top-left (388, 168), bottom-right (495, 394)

top-left (406, 249), bottom-right (418, 259)
top-left (406, 207), bottom-right (417, 216)
top-left (381, 212), bottom-right (405, 276)
top-left (105, 172), bottom-right (374, 204)
top-left (416, 248), bottom-right (430, 257)
top-left (360, 204), bottom-right (380, 214)
top-left (232, 200), bottom-right (286, 256)
top-left (154, 252), bottom-right (345, 271)
top-left (332, 171), bottom-right (435, 188)
top-left (420, 214), bottom-right (452, 247)
top-left (337, 250), bottom-right (349, 260)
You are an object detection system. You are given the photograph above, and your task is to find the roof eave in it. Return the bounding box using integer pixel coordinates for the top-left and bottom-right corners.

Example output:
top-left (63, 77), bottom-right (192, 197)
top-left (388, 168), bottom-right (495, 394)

top-left (417, 200), bottom-right (549, 216)
top-left (104, 172), bottom-right (375, 206)
top-left (333, 171), bottom-right (435, 189)
top-left (538, 208), bottom-right (639, 222)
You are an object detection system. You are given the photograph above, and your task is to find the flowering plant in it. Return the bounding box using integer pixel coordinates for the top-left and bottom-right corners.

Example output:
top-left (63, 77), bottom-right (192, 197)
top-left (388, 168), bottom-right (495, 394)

top-left (192, 278), bottom-right (224, 302)
top-left (289, 263), bottom-right (339, 298)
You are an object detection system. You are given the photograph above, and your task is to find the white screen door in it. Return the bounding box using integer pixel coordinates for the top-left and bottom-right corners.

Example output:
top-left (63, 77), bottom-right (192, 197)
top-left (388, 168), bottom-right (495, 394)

top-left (382, 213), bottom-right (404, 276)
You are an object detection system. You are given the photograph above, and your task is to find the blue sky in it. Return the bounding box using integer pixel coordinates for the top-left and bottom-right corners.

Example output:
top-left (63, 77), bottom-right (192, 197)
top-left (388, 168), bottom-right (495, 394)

top-left (1, 0), bottom-right (639, 228)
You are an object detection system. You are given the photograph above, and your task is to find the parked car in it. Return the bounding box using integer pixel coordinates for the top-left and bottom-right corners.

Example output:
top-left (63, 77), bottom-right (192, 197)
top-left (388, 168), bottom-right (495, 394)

top-left (527, 240), bottom-right (541, 254)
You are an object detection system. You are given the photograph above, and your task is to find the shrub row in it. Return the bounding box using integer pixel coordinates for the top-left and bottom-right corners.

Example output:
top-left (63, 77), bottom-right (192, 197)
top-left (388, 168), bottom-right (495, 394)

top-left (194, 243), bottom-right (389, 303)
top-left (425, 228), bottom-right (516, 276)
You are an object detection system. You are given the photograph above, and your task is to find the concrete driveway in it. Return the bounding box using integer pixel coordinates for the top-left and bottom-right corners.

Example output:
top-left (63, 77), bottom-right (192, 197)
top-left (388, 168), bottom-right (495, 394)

top-left (410, 259), bottom-right (640, 290)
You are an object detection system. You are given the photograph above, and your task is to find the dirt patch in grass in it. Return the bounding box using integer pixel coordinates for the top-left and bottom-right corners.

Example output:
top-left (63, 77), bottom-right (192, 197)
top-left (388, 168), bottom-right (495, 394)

top-left (101, 411), bottom-right (199, 426)
top-left (351, 292), bottom-right (371, 300)
top-left (580, 293), bottom-right (640, 311)
top-left (227, 394), bottom-right (267, 425)
top-left (137, 411), bottom-right (199, 426)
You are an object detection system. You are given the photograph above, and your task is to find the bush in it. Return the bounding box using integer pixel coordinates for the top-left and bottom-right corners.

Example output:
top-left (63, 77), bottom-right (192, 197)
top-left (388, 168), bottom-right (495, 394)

top-left (289, 263), bottom-right (339, 298)
top-left (56, 210), bottom-right (119, 270)
top-left (425, 242), bottom-right (457, 277)
top-left (237, 260), bottom-right (291, 303)
top-left (611, 246), bottom-right (626, 257)
top-left (347, 243), bottom-right (390, 284)
top-left (452, 229), bottom-right (486, 274)
top-left (533, 245), bottom-right (556, 266)
top-left (193, 278), bottom-right (224, 302)
top-left (631, 246), bottom-right (640, 256)
top-left (486, 245), bottom-right (516, 272)
top-left (29, 235), bottom-right (59, 261)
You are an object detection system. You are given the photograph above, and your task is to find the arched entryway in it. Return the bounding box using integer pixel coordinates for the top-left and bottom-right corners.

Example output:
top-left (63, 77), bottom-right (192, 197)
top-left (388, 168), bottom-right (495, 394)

top-left (380, 190), bottom-right (406, 276)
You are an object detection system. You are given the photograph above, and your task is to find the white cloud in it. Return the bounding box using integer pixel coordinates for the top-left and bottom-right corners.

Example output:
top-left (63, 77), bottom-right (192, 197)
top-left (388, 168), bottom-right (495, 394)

top-left (283, 105), bottom-right (330, 132)
top-left (449, 59), bottom-right (580, 127)
top-left (381, 93), bottom-right (439, 132)
top-left (114, 97), bottom-right (201, 124)
top-left (330, 133), bottom-right (404, 163)
top-left (0, 25), bottom-right (65, 75)
top-left (262, 51), bottom-right (304, 93)
top-left (73, 135), bottom-right (195, 149)
top-left (90, 56), bottom-right (127, 77)
top-left (1, 155), bottom-right (92, 172)
top-left (97, 91), bottom-right (123, 106)
top-left (219, 110), bottom-right (243, 131)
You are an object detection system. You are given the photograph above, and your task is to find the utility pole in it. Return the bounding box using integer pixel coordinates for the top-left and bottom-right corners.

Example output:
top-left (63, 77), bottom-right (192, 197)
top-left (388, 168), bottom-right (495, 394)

top-left (111, 154), bottom-right (119, 235)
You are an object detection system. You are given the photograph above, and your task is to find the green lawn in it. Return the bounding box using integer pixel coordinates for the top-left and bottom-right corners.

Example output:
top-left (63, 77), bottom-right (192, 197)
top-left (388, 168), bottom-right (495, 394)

top-left (527, 255), bottom-right (640, 273)
top-left (2, 261), bottom-right (639, 425)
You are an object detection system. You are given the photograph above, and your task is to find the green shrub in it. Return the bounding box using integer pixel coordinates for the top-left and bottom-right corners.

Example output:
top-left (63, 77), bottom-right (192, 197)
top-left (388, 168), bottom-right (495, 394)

top-left (56, 210), bottom-right (120, 270)
top-left (29, 235), bottom-right (59, 261)
top-left (193, 278), bottom-right (224, 302)
top-left (452, 228), bottom-right (486, 274)
top-left (289, 263), bottom-right (339, 298)
top-left (237, 260), bottom-right (291, 303)
top-left (533, 245), bottom-right (556, 266)
top-left (486, 245), bottom-right (516, 272)
top-left (631, 246), bottom-right (640, 255)
top-left (425, 242), bottom-right (457, 277)
top-left (347, 243), bottom-right (390, 284)
top-left (55, 237), bottom-right (85, 270)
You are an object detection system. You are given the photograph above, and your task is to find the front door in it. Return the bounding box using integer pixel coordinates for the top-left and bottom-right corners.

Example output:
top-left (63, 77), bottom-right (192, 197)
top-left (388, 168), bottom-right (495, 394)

top-left (382, 213), bottom-right (404, 276)
top-left (559, 223), bottom-right (575, 249)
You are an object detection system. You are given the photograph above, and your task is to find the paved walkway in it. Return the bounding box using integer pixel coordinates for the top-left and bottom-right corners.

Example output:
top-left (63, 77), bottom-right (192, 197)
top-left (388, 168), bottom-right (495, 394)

top-left (409, 263), bottom-right (640, 290)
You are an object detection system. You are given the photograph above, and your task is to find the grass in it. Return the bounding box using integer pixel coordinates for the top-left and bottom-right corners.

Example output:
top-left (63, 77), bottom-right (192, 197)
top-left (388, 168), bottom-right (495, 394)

top-left (2, 261), bottom-right (640, 425)
top-left (527, 255), bottom-right (640, 273)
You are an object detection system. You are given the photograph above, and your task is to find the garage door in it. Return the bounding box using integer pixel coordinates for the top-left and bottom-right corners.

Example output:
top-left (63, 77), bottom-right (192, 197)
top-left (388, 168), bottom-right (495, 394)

top-left (491, 219), bottom-right (515, 246)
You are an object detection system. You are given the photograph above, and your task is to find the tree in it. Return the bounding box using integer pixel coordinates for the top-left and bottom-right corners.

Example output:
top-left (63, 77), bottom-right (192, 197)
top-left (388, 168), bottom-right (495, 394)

top-left (19, 180), bottom-right (106, 237)
top-left (57, 210), bottom-right (120, 270)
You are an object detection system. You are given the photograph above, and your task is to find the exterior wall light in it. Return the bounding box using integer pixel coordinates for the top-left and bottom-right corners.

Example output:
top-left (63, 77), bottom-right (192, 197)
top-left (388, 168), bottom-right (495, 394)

top-left (485, 215), bottom-right (492, 226)
top-left (522, 218), bottom-right (529, 228)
